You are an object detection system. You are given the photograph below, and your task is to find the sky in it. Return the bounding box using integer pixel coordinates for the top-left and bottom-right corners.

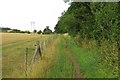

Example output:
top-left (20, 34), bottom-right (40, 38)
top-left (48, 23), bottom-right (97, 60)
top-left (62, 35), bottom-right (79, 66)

top-left (0, 0), bottom-right (70, 32)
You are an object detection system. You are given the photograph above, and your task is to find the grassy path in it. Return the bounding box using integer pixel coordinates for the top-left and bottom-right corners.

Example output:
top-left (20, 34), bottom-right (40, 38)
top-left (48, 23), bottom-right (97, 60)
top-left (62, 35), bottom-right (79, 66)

top-left (46, 37), bottom-right (74, 78)
top-left (65, 42), bottom-right (82, 78)
top-left (46, 35), bottom-right (83, 78)
top-left (63, 36), bottom-right (118, 78)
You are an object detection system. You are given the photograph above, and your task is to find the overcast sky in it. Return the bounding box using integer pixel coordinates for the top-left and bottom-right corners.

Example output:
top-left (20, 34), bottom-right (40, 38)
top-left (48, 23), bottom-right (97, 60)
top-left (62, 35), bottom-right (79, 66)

top-left (0, 0), bottom-right (70, 32)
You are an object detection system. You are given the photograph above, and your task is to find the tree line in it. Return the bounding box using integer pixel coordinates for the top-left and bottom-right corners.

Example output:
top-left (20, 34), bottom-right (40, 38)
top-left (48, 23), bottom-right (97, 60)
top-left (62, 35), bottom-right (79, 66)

top-left (54, 2), bottom-right (119, 77)
top-left (54, 2), bottom-right (120, 48)
top-left (0, 26), bottom-right (53, 34)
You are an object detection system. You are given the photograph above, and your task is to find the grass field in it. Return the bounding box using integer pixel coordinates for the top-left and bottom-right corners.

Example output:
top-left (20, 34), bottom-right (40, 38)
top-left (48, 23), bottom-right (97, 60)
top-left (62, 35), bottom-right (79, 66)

top-left (2, 33), bottom-right (76, 78)
top-left (2, 33), bottom-right (118, 78)
top-left (2, 33), bottom-right (52, 78)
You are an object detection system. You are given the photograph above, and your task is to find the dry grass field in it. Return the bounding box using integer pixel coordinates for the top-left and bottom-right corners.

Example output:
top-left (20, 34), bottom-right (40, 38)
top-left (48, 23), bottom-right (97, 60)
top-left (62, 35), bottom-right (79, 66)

top-left (2, 33), bottom-right (54, 78)
top-left (2, 33), bottom-right (48, 45)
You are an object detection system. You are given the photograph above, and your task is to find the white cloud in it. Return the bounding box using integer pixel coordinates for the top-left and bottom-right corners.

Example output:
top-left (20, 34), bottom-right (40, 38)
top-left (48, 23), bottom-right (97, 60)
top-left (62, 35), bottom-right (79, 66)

top-left (0, 0), bottom-right (70, 31)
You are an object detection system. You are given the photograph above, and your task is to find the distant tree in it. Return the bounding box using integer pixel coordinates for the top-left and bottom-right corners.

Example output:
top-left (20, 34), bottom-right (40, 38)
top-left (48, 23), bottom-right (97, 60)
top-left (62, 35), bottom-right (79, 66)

top-left (20, 31), bottom-right (25, 33)
top-left (33, 30), bottom-right (37, 33)
top-left (37, 30), bottom-right (42, 34)
top-left (10, 29), bottom-right (21, 33)
top-left (43, 26), bottom-right (52, 34)
top-left (63, 0), bottom-right (69, 3)
top-left (0, 27), bottom-right (11, 30)
top-left (27, 31), bottom-right (30, 34)
top-left (0, 27), bottom-right (11, 32)
top-left (25, 31), bottom-right (30, 34)
top-left (20, 30), bottom-right (30, 34)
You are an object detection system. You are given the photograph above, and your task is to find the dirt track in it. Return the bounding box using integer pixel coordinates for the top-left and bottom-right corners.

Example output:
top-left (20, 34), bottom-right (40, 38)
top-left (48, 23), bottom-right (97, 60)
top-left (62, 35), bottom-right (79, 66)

top-left (65, 44), bottom-right (83, 78)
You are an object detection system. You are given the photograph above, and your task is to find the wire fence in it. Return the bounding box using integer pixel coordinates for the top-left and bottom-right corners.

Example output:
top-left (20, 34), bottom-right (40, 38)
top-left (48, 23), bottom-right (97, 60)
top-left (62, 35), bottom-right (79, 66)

top-left (24, 34), bottom-right (58, 76)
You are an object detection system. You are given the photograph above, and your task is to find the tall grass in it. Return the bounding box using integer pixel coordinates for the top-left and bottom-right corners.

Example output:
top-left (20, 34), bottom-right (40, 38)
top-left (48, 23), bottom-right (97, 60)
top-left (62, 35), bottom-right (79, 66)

top-left (46, 37), bottom-right (74, 78)
top-left (2, 33), bottom-right (51, 78)
top-left (65, 36), bottom-right (118, 78)
top-left (27, 37), bottom-right (60, 78)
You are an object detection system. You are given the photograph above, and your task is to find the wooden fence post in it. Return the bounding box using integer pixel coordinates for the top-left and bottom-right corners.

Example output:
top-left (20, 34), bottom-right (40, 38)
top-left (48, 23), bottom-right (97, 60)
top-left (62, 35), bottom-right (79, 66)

top-left (44, 41), bottom-right (46, 54)
top-left (31, 40), bottom-right (42, 65)
top-left (25, 48), bottom-right (28, 77)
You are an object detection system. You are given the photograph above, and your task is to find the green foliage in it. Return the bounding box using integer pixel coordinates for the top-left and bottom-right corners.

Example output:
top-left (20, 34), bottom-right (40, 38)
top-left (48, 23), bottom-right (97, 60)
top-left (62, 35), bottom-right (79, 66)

top-left (90, 3), bottom-right (119, 43)
top-left (20, 31), bottom-right (30, 34)
top-left (64, 36), bottom-right (118, 78)
top-left (55, 2), bottom-right (119, 78)
top-left (43, 26), bottom-right (52, 34)
top-left (46, 37), bottom-right (74, 78)
top-left (9, 29), bottom-right (21, 33)
top-left (55, 3), bottom-right (95, 38)
top-left (37, 30), bottom-right (42, 34)
top-left (0, 27), bottom-right (11, 32)
top-left (0, 27), bottom-right (31, 34)
top-left (33, 30), bottom-right (37, 33)
top-left (55, 2), bottom-right (119, 43)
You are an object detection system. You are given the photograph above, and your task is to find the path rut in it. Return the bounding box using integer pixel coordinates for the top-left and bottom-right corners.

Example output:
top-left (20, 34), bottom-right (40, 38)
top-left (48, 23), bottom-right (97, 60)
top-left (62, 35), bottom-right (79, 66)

top-left (65, 44), bottom-right (83, 79)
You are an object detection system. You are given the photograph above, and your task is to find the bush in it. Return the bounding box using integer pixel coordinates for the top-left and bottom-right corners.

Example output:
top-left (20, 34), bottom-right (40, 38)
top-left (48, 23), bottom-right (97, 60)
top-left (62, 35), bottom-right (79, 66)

top-left (37, 30), bottom-right (42, 34)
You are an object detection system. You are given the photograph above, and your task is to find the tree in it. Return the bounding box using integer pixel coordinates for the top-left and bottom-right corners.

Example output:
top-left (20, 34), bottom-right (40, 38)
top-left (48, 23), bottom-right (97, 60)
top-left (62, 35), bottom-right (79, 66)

top-left (33, 30), bottom-right (37, 33)
top-left (10, 29), bottom-right (21, 33)
top-left (37, 30), bottom-right (42, 34)
top-left (55, 2), bottom-right (119, 44)
top-left (63, 0), bottom-right (69, 3)
top-left (54, 2), bottom-right (119, 77)
top-left (43, 26), bottom-right (52, 34)
top-left (55, 2), bottom-right (94, 38)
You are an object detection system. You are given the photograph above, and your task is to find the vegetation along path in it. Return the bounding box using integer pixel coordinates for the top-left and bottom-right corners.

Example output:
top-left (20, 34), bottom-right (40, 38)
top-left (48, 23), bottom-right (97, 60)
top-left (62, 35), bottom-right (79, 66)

top-left (65, 43), bottom-right (82, 78)
top-left (2, 34), bottom-right (118, 78)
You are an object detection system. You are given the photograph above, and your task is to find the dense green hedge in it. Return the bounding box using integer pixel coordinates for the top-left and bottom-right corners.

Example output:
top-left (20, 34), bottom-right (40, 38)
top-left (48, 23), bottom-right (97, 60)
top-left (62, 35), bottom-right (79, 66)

top-left (55, 2), bottom-right (120, 46)
top-left (54, 2), bottom-right (119, 77)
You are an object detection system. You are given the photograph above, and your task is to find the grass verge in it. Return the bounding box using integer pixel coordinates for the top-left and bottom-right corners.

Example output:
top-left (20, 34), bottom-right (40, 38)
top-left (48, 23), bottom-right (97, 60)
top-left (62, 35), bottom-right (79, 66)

top-left (46, 36), bottom-right (74, 78)
top-left (64, 36), bottom-right (118, 78)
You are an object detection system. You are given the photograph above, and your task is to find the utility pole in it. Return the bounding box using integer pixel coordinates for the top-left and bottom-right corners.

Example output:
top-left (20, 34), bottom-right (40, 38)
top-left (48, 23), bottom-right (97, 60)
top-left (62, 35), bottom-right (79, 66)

top-left (30, 22), bottom-right (35, 33)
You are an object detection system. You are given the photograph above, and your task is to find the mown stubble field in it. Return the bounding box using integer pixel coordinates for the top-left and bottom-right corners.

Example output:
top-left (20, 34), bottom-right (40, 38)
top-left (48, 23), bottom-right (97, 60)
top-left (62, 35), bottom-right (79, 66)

top-left (2, 33), bottom-right (54, 78)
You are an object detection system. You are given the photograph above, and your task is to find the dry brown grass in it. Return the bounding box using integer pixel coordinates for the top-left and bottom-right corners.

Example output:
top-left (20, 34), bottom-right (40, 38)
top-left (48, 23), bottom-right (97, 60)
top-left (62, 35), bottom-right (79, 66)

top-left (2, 33), bottom-right (53, 78)
top-left (27, 37), bottom-right (59, 78)
top-left (1, 33), bottom-right (49, 45)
